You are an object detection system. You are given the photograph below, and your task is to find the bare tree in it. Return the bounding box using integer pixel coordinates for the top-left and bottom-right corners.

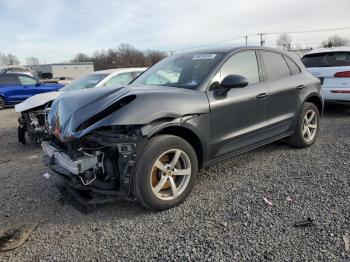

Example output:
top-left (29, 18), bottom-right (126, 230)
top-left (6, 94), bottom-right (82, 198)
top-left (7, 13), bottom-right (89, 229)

top-left (6, 54), bottom-right (20, 65)
top-left (144, 50), bottom-right (167, 66)
top-left (276, 33), bottom-right (292, 50)
top-left (72, 44), bottom-right (167, 70)
top-left (322, 34), bottom-right (349, 47)
top-left (0, 53), bottom-right (7, 67)
top-left (71, 53), bottom-right (91, 62)
top-left (26, 57), bottom-right (40, 65)
top-left (0, 53), bottom-right (20, 66)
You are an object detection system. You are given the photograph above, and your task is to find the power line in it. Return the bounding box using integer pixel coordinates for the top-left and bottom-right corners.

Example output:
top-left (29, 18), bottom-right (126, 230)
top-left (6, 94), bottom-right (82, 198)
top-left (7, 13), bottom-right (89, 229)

top-left (268, 26), bottom-right (350, 35)
top-left (180, 26), bottom-right (350, 51)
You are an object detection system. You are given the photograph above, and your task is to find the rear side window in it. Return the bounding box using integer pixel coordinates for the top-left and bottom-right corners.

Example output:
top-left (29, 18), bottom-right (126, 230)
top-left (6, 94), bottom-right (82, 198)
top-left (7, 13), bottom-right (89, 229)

top-left (0, 75), bottom-right (19, 85)
top-left (302, 52), bottom-right (350, 67)
top-left (133, 71), bottom-right (143, 78)
top-left (105, 73), bottom-right (133, 87)
top-left (221, 51), bottom-right (260, 85)
top-left (261, 51), bottom-right (290, 81)
top-left (284, 56), bottom-right (301, 75)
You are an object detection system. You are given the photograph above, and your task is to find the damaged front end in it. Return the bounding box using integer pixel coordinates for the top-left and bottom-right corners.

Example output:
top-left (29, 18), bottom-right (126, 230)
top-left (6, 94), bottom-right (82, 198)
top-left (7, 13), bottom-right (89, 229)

top-left (41, 85), bottom-right (209, 211)
top-left (42, 126), bottom-right (146, 212)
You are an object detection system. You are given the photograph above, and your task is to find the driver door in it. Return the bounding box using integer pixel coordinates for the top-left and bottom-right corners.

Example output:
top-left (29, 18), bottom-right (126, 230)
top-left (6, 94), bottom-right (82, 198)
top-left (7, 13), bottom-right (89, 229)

top-left (207, 50), bottom-right (269, 158)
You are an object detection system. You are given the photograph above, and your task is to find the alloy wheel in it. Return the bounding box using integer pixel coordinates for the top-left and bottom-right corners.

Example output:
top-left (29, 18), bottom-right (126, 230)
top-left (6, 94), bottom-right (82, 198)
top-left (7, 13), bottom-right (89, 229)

top-left (302, 109), bottom-right (318, 142)
top-left (150, 149), bottom-right (192, 201)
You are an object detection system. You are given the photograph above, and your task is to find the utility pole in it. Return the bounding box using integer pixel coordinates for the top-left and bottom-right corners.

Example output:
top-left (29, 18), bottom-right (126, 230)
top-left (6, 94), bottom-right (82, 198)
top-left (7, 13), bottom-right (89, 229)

top-left (245, 35), bottom-right (248, 46)
top-left (258, 33), bottom-right (265, 46)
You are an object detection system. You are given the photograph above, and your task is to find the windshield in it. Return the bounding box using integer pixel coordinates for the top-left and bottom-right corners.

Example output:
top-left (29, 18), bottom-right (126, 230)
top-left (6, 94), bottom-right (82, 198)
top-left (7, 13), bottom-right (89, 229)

top-left (60, 73), bottom-right (108, 91)
top-left (131, 53), bottom-right (223, 89)
top-left (302, 52), bottom-right (350, 68)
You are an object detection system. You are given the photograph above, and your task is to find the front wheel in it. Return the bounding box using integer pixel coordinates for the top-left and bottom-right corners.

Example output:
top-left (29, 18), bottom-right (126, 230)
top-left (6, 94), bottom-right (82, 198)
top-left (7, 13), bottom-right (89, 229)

top-left (133, 135), bottom-right (198, 211)
top-left (287, 102), bottom-right (320, 148)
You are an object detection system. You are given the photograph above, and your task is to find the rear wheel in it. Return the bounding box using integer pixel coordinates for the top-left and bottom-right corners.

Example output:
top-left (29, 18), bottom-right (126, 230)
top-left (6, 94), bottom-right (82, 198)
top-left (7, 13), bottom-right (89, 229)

top-left (133, 135), bottom-right (198, 211)
top-left (288, 102), bottom-right (320, 148)
top-left (0, 96), bottom-right (5, 110)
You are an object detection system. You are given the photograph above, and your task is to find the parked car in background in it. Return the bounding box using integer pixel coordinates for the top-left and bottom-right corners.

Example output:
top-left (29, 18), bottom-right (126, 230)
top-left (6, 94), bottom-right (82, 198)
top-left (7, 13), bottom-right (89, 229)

top-left (41, 46), bottom-right (322, 212)
top-left (0, 73), bottom-right (63, 110)
top-left (16, 67), bottom-right (147, 144)
top-left (0, 66), bottom-right (38, 79)
top-left (302, 47), bottom-right (350, 103)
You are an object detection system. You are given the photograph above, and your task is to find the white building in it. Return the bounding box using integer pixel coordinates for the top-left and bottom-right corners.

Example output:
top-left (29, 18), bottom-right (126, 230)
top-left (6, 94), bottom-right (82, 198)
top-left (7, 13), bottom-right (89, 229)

top-left (26, 62), bottom-right (94, 80)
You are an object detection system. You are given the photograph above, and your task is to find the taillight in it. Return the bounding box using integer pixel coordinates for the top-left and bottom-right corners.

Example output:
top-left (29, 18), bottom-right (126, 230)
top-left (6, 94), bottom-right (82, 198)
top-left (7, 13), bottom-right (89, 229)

top-left (334, 71), bottom-right (350, 77)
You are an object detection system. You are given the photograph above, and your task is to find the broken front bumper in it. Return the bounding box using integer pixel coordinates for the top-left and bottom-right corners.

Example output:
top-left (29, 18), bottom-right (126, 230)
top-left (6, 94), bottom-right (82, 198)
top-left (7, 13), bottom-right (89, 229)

top-left (42, 141), bottom-right (100, 175)
top-left (41, 138), bottom-right (139, 212)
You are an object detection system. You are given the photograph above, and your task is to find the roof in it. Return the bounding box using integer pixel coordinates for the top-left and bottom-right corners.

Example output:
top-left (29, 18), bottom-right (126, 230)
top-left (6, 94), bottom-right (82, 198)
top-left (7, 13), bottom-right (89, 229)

top-left (93, 67), bottom-right (148, 74)
top-left (179, 45), bottom-right (295, 56)
top-left (26, 62), bottom-right (94, 67)
top-left (305, 46), bottom-right (350, 55)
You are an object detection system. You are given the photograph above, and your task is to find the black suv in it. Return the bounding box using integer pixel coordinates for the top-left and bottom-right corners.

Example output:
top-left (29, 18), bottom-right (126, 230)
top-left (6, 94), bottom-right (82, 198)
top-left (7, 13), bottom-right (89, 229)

top-left (42, 46), bottom-right (322, 211)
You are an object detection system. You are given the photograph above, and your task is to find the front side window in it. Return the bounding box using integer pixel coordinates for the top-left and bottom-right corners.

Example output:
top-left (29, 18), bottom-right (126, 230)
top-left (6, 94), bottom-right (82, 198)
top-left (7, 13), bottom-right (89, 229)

top-left (261, 51), bottom-right (290, 81)
top-left (60, 73), bottom-right (108, 91)
top-left (302, 52), bottom-right (350, 68)
top-left (105, 72), bottom-right (133, 87)
top-left (221, 51), bottom-right (260, 85)
top-left (131, 53), bottom-right (223, 90)
top-left (18, 75), bottom-right (37, 85)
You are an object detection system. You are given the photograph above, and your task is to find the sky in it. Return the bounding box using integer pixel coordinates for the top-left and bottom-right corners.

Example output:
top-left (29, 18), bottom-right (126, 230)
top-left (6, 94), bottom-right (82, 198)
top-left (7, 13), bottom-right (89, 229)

top-left (0, 0), bottom-right (349, 64)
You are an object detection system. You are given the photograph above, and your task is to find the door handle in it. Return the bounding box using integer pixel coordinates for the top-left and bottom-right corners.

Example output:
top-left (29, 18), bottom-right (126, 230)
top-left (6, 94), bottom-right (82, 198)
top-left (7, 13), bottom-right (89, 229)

top-left (256, 93), bottom-right (269, 99)
top-left (297, 85), bottom-right (306, 90)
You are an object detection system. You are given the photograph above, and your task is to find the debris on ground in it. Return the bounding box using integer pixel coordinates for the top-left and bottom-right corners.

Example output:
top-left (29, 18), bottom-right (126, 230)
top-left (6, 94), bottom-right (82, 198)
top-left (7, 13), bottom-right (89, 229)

top-left (343, 235), bottom-right (350, 252)
top-left (293, 218), bottom-right (314, 228)
top-left (262, 197), bottom-right (273, 206)
top-left (42, 173), bottom-right (50, 179)
top-left (28, 155), bottom-right (38, 160)
top-left (286, 196), bottom-right (293, 202)
top-left (0, 223), bottom-right (37, 252)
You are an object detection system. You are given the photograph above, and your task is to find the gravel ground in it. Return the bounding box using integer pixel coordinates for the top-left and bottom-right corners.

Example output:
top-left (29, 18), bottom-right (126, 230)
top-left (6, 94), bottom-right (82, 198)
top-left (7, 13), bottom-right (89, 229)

top-left (0, 104), bottom-right (350, 261)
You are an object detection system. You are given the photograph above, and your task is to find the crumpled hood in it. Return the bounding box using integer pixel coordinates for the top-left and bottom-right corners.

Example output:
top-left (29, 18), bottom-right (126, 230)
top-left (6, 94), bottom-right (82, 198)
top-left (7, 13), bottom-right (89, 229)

top-left (15, 91), bottom-right (63, 113)
top-left (48, 85), bottom-right (209, 140)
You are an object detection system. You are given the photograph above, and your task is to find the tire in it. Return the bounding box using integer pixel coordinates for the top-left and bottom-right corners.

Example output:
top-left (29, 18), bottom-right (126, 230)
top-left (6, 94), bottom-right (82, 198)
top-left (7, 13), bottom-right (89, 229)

top-left (133, 135), bottom-right (198, 211)
top-left (0, 96), bottom-right (5, 110)
top-left (287, 102), bottom-right (320, 148)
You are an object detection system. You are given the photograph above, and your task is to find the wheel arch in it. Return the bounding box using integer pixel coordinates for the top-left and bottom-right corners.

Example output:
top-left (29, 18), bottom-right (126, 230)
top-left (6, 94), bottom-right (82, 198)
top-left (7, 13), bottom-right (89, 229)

top-left (152, 125), bottom-right (204, 169)
top-left (305, 93), bottom-right (323, 115)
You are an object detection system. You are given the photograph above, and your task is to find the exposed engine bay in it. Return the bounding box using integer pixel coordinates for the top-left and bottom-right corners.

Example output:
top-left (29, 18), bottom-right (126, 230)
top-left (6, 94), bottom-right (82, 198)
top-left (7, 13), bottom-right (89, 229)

top-left (18, 106), bottom-right (51, 145)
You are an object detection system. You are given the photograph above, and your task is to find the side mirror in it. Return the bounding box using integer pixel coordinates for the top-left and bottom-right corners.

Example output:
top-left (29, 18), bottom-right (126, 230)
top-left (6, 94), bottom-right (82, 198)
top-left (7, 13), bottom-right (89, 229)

top-left (221, 74), bottom-right (249, 89)
top-left (35, 81), bottom-right (41, 87)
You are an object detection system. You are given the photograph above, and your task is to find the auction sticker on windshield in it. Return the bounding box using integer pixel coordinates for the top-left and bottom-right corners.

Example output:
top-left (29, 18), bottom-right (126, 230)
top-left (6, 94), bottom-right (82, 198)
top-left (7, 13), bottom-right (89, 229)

top-left (192, 54), bottom-right (217, 60)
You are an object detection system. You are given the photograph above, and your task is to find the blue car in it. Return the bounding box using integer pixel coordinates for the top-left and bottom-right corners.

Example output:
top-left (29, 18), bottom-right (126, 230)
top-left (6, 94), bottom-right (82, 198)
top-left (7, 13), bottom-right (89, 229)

top-left (0, 73), bottom-right (64, 109)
